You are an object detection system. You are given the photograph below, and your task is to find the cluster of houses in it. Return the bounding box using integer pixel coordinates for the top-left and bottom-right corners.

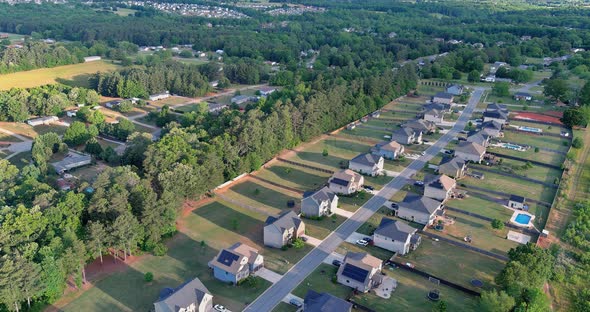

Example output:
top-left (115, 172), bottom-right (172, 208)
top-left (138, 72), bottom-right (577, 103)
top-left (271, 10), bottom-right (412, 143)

top-left (266, 5), bottom-right (326, 16)
top-left (123, 1), bottom-right (248, 18)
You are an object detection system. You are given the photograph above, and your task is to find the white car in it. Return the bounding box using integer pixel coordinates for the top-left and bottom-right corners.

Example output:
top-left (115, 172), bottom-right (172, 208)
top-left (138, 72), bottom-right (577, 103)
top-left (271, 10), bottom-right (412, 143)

top-left (214, 304), bottom-right (229, 312)
top-left (356, 239), bottom-right (369, 246)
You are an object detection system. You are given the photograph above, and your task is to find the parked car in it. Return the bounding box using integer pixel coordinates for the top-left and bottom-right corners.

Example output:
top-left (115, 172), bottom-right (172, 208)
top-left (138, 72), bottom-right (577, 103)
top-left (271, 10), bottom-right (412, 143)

top-left (214, 304), bottom-right (228, 312)
top-left (364, 237), bottom-right (373, 243)
top-left (421, 151), bottom-right (426, 156)
top-left (414, 181), bottom-right (424, 186)
top-left (356, 239), bottom-right (369, 246)
top-left (444, 150), bottom-right (453, 154)
top-left (301, 236), bottom-right (308, 242)
top-left (289, 298), bottom-right (303, 308)
top-left (364, 185), bottom-right (375, 191)
top-left (391, 202), bottom-right (399, 209)
top-left (332, 259), bottom-right (342, 267)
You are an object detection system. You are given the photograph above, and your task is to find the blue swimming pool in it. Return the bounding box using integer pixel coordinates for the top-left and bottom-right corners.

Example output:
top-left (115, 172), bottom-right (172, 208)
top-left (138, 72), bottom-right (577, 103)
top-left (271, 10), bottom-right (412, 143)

top-left (514, 214), bottom-right (532, 225)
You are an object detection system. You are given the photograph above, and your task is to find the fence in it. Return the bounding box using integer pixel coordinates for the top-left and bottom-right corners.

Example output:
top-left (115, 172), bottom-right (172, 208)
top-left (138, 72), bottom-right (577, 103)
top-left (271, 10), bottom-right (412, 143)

top-left (276, 157), bottom-right (335, 174)
top-left (445, 206), bottom-right (540, 235)
top-left (458, 184), bottom-right (551, 207)
top-left (469, 166), bottom-right (558, 188)
top-left (248, 174), bottom-right (305, 195)
top-left (486, 151), bottom-right (562, 170)
top-left (389, 260), bottom-right (481, 296)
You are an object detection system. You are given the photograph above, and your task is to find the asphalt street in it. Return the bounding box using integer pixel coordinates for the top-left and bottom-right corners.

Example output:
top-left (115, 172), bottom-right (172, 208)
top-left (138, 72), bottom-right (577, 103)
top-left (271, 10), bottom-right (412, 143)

top-left (244, 87), bottom-right (485, 312)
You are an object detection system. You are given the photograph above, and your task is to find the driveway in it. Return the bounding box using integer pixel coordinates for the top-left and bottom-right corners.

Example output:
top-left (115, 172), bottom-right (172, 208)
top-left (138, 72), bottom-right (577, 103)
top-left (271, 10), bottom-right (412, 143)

top-left (244, 87), bottom-right (485, 312)
top-left (345, 232), bottom-right (369, 244)
top-left (254, 268), bottom-right (283, 284)
top-left (302, 235), bottom-right (323, 247)
top-left (322, 252), bottom-right (345, 265)
top-left (332, 207), bottom-right (354, 218)
top-left (281, 293), bottom-right (304, 306)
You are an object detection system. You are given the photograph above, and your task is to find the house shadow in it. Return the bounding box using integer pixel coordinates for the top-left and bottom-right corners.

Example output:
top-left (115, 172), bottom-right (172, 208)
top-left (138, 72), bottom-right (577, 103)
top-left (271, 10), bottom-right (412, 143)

top-left (192, 201), bottom-right (265, 244)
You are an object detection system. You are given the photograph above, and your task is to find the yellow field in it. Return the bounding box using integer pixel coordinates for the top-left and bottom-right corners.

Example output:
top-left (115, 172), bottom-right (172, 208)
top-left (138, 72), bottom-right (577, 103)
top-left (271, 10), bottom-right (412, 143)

top-left (0, 60), bottom-right (119, 90)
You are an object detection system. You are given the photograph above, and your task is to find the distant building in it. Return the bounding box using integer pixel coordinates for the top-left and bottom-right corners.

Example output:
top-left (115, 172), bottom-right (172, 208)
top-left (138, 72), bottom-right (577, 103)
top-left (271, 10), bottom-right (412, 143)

top-left (423, 174), bottom-right (456, 201)
top-left (423, 108), bottom-right (443, 123)
top-left (480, 120), bottom-right (503, 138)
top-left (391, 127), bottom-right (422, 145)
top-left (466, 131), bottom-right (490, 147)
top-left (83, 56), bottom-right (102, 62)
top-left (372, 141), bottom-right (404, 160)
top-left (51, 150), bottom-right (92, 174)
top-left (258, 86), bottom-right (277, 96)
top-left (392, 193), bottom-right (444, 225)
top-left (336, 252), bottom-right (383, 293)
top-left (446, 84), bottom-right (464, 96)
top-left (483, 103), bottom-right (509, 124)
top-left (508, 195), bottom-right (527, 210)
top-left (264, 211), bottom-right (305, 248)
top-left (432, 92), bottom-right (454, 105)
top-left (483, 75), bottom-right (496, 83)
top-left (149, 91), bottom-right (171, 101)
top-left (455, 141), bottom-right (486, 163)
top-left (208, 103), bottom-right (228, 114)
top-left (27, 116), bottom-right (58, 126)
top-left (404, 119), bottom-right (437, 134)
top-left (153, 277), bottom-right (213, 312)
top-left (514, 92), bottom-right (532, 101)
top-left (231, 95), bottom-right (253, 105)
top-left (66, 110), bottom-right (77, 117)
top-left (373, 218), bottom-right (421, 255)
top-left (438, 157), bottom-right (466, 178)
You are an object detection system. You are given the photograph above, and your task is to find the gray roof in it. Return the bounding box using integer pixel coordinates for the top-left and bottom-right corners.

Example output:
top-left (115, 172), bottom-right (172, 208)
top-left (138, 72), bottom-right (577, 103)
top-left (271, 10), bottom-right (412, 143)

top-left (486, 103), bottom-right (508, 114)
top-left (350, 153), bottom-right (382, 167)
top-left (481, 120), bottom-right (502, 130)
top-left (400, 193), bottom-right (442, 215)
top-left (304, 290), bottom-right (352, 312)
top-left (483, 110), bottom-right (508, 120)
top-left (515, 92), bottom-right (531, 97)
top-left (433, 92), bottom-right (454, 100)
top-left (509, 195), bottom-right (526, 203)
top-left (265, 210), bottom-right (303, 233)
top-left (304, 187), bottom-right (336, 204)
top-left (466, 132), bottom-right (488, 146)
top-left (439, 157), bottom-right (465, 171)
top-left (404, 120), bottom-right (435, 132)
top-left (424, 108), bottom-right (442, 118)
top-left (424, 102), bottom-right (450, 111)
top-left (374, 218), bottom-right (417, 241)
top-left (154, 277), bottom-right (211, 312)
top-left (456, 141), bottom-right (486, 157)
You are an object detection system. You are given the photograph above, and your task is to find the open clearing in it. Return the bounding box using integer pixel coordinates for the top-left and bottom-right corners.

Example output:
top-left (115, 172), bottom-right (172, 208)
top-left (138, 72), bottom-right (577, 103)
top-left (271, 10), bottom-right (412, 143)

top-left (0, 60), bottom-right (119, 90)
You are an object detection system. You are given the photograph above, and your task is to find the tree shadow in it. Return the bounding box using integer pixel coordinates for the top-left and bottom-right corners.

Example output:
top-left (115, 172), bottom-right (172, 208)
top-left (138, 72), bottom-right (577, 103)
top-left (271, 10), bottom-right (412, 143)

top-left (192, 201), bottom-right (265, 244)
top-left (230, 180), bottom-right (299, 209)
top-left (55, 74), bottom-right (93, 88)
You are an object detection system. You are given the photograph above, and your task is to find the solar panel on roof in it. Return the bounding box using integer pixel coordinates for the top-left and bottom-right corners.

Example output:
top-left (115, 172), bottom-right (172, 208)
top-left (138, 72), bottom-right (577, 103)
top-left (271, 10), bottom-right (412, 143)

top-left (341, 264), bottom-right (369, 283)
top-left (217, 250), bottom-right (239, 266)
top-left (330, 178), bottom-right (349, 186)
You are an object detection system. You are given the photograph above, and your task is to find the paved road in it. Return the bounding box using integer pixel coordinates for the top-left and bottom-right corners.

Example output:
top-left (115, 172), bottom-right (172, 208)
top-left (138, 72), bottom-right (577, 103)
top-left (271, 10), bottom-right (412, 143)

top-left (244, 87), bottom-right (485, 312)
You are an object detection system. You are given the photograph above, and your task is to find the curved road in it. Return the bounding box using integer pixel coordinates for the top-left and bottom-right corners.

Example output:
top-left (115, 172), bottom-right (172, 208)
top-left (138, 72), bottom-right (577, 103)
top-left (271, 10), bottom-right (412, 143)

top-left (244, 87), bottom-right (485, 312)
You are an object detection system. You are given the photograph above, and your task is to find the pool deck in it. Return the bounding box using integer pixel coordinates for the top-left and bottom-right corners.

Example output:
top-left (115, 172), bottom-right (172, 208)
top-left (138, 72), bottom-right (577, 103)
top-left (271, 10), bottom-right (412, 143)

top-left (509, 210), bottom-right (535, 228)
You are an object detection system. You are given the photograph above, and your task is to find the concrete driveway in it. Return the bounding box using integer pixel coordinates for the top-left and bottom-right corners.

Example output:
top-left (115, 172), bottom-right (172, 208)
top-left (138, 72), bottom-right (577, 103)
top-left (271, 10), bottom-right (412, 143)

top-left (322, 252), bottom-right (345, 265)
top-left (254, 268), bottom-right (283, 284)
top-left (302, 235), bottom-right (323, 247)
top-left (345, 232), bottom-right (370, 244)
top-left (332, 207), bottom-right (354, 218)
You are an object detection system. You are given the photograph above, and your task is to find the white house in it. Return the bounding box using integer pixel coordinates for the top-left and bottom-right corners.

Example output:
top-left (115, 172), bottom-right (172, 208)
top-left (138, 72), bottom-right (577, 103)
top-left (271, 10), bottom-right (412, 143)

top-left (349, 153), bottom-right (384, 177)
top-left (328, 169), bottom-right (364, 195)
top-left (336, 252), bottom-right (383, 293)
top-left (84, 56), bottom-right (102, 62)
top-left (432, 92), bottom-right (454, 105)
top-left (423, 108), bottom-right (443, 123)
top-left (301, 187), bottom-right (338, 218)
top-left (446, 84), bottom-right (464, 96)
top-left (373, 218), bottom-right (421, 255)
top-left (149, 91), bottom-right (171, 101)
top-left (508, 195), bottom-right (527, 210)
top-left (27, 116), bottom-right (58, 126)
top-left (153, 277), bottom-right (213, 312)
top-left (393, 193), bottom-right (443, 225)
top-left (371, 141), bottom-right (404, 160)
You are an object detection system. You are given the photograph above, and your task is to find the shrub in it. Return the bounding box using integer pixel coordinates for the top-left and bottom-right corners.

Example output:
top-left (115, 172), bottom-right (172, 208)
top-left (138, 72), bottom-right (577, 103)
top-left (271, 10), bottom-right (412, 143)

top-left (563, 141), bottom-right (570, 146)
top-left (491, 219), bottom-right (505, 230)
top-left (292, 238), bottom-right (305, 249)
top-left (144, 272), bottom-right (154, 283)
top-left (322, 148), bottom-right (328, 156)
top-left (152, 243), bottom-right (167, 256)
top-left (534, 147), bottom-right (539, 153)
top-left (572, 137), bottom-right (583, 148)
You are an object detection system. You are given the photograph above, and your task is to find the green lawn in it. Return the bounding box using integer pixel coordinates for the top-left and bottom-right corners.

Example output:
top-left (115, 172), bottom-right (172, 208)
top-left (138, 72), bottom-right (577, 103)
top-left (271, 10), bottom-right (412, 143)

top-left (487, 145), bottom-right (565, 166)
top-left (432, 213), bottom-right (520, 256)
top-left (272, 302), bottom-right (298, 312)
top-left (304, 214), bottom-right (347, 239)
top-left (384, 157), bottom-right (412, 172)
top-left (502, 131), bottom-right (570, 151)
top-left (293, 264), bottom-right (478, 312)
top-left (483, 159), bottom-right (562, 183)
top-left (225, 180), bottom-right (300, 215)
top-left (342, 127), bottom-right (391, 141)
top-left (338, 191), bottom-right (373, 212)
top-left (0, 60), bottom-right (119, 90)
top-left (33, 124), bottom-right (69, 136)
top-left (0, 132), bottom-right (22, 142)
top-left (447, 196), bottom-right (513, 221)
top-left (8, 151), bottom-right (32, 169)
top-left (508, 121), bottom-right (567, 135)
top-left (255, 164), bottom-right (330, 191)
top-left (460, 172), bottom-right (556, 203)
top-left (399, 239), bottom-right (506, 291)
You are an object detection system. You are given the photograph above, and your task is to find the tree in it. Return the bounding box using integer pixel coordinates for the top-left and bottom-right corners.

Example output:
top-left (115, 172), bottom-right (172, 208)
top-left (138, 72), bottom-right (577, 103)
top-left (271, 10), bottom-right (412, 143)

top-left (117, 100), bottom-right (134, 113)
top-left (479, 290), bottom-right (515, 312)
top-left (491, 219), bottom-right (505, 230)
top-left (85, 137), bottom-right (104, 156)
top-left (573, 137), bottom-right (583, 148)
top-left (0, 256), bottom-right (25, 312)
top-left (561, 108), bottom-right (587, 128)
top-left (492, 82), bottom-right (510, 97)
top-left (110, 212), bottom-right (143, 261)
top-left (468, 70), bottom-right (480, 82)
top-left (86, 221), bottom-right (108, 264)
top-left (544, 79), bottom-right (568, 102)
top-left (435, 300), bottom-right (447, 312)
top-left (579, 81), bottom-right (590, 106)
top-left (63, 121), bottom-right (90, 146)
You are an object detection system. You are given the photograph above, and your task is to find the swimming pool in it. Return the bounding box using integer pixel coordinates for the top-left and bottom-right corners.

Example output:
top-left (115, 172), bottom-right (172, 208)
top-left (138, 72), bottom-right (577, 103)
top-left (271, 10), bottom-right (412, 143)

top-left (514, 213), bottom-right (532, 225)
top-left (503, 143), bottom-right (525, 151)
top-left (519, 126), bottom-right (543, 133)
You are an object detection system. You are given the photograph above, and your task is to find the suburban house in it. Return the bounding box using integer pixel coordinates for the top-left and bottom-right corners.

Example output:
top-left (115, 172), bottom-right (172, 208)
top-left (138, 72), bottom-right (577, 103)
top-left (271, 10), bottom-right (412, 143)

top-left (328, 169), bottom-right (365, 195)
top-left (483, 75), bottom-right (496, 83)
top-left (301, 187), bottom-right (338, 217)
top-left (209, 242), bottom-right (264, 284)
top-left (483, 103), bottom-right (509, 124)
top-left (480, 120), bottom-right (503, 138)
top-left (373, 218), bottom-right (421, 255)
top-left (231, 95), bottom-right (253, 105)
top-left (259, 86), bottom-right (277, 96)
top-left (393, 193), bottom-right (443, 225)
top-left (66, 110), bottom-right (77, 117)
top-left (336, 252), bottom-right (383, 293)
top-left (455, 141), bottom-right (486, 163)
top-left (264, 210), bottom-right (305, 248)
top-left (432, 92), bottom-right (454, 105)
top-left (423, 174), bottom-right (456, 201)
top-left (304, 290), bottom-right (353, 312)
top-left (423, 108), bottom-right (444, 123)
top-left (490, 61), bottom-right (508, 74)
top-left (514, 92), bottom-right (532, 101)
top-left (27, 116), bottom-right (58, 126)
top-left (349, 153), bottom-right (384, 177)
top-left (149, 91), bottom-right (171, 101)
top-left (404, 119), bottom-right (437, 134)
top-left (391, 127), bottom-right (422, 145)
top-left (105, 100), bottom-right (122, 108)
top-left (423, 102), bottom-right (450, 113)
top-left (508, 195), bottom-right (527, 210)
top-left (372, 141), bottom-right (404, 160)
top-left (208, 103), bottom-right (228, 114)
top-left (446, 84), bottom-right (464, 96)
top-left (154, 277), bottom-right (213, 312)
top-left (438, 157), bottom-right (467, 178)
top-left (51, 150), bottom-right (92, 174)
top-left (466, 131), bottom-right (490, 147)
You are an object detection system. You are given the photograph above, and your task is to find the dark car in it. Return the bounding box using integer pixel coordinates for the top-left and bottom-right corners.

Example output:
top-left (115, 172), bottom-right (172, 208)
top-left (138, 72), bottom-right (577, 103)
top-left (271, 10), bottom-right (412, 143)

top-left (364, 185), bottom-right (375, 191)
top-left (289, 298), bottom-right (303, 308)
top-left (391, 202), bottom-right (399, 209)
top-left (332, 259), bottom-right (342, 267)
top-left (414, 181), bottom-right (424, 186)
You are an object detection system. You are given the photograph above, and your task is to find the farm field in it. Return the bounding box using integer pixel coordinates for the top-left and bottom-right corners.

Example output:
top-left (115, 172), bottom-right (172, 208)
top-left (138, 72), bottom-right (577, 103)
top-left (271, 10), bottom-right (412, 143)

top-left (0, 60), bottom-right (119, 90)
top-left (399, 239), bottom-right (505, 291)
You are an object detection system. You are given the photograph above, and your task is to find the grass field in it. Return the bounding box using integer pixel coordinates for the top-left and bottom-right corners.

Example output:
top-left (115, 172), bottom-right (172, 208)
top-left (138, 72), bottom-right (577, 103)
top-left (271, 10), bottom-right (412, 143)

top-left (292, 264), bottom-right (478, 312)
top-left (0, 60), bottom-right (119, 90)
top-left (273, 302), bottom-right (298, 312)
top-left (447, 196), bottom-right (513, 221)
top-left (460, 172), bottom-right (556, 203)
top-left (400, 239), bottom-right (505, 291)
top-left (304, 214), bottom-right (347, 239)
top-left (487, 145), bottom-right (565, 166)
top-left (342, 127), bottom-right (391, 141)
top-left (338, 192), bottom-right (373, 212)
top-left (508, 121), bottom-right (567, 135)
top-left (255, 163), bottom-right (330, 191)
top-left (502, 131), bottom-right (570, 151)
top-left (488, 159), bottom-right (562, 183)
top-left (223, 180), bottom-right (300, 215)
